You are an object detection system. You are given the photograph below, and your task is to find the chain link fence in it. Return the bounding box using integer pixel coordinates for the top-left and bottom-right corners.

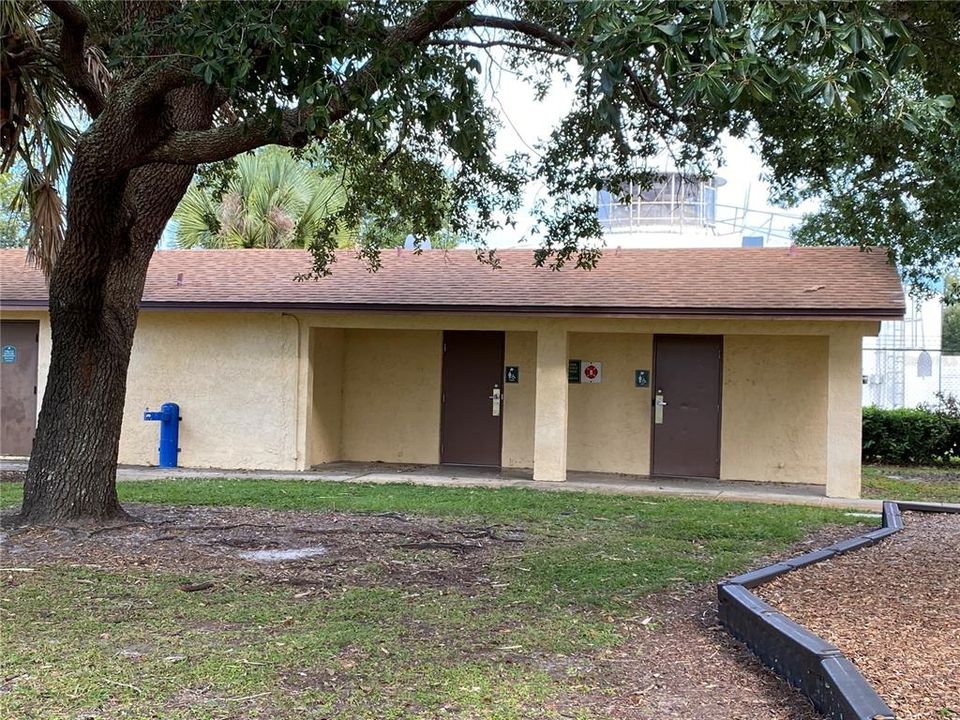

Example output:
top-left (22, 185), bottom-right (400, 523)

top-left (862, 348), bottom-right (960, 409)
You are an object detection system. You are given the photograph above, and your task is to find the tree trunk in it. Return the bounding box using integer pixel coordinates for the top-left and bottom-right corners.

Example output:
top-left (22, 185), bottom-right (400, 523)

top-left (20, 133), bottom-right (201, 523)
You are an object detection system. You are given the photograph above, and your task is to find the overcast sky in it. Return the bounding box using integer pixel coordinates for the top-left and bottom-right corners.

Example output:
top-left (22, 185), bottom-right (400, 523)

top-left (479, 55), bottom-right (819, 248)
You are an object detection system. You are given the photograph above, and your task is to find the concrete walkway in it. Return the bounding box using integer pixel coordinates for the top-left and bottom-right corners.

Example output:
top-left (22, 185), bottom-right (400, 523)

top-left (1, 458), bottom-right (896, 511)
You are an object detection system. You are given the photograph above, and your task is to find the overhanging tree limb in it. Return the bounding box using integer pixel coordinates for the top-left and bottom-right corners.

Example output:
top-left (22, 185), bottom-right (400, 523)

top-left (426, 37), bottom-right (567, 55)
top-left (141, 0), bottom-right (475, 166)
top-left (447, 14), bottom-right (675, 121)
top-left (142, 108), bottom-right (311, 166)
top-left (623, 64), bottom-right (679, 122)
top-left (450, 14), bottom-right (573, 52)
top-left (43, 0), bottom-right (106, 117)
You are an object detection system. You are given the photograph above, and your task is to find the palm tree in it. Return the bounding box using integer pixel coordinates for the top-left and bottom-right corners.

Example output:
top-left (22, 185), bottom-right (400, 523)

top-left (1, 1), bottom-right (108, 272)
top-left (173, 148), bottom-right (353, 249)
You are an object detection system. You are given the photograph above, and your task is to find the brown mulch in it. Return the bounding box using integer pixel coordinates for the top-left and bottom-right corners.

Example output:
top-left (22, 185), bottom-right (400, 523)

top-left (757, 512), bottom-right (960, 720)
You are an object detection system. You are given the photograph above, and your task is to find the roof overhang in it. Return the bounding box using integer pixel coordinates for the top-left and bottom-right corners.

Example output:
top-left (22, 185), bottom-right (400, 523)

top-left (2, 298), bottom-right (905, 321)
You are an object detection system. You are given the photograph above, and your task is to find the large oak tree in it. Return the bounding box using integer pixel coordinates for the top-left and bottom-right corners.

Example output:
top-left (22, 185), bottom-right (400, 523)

top-left (1, 0), bottom-right (956, 523)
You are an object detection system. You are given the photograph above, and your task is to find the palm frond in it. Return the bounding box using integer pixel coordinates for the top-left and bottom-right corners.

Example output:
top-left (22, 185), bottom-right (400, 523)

top-left (2, 0), bottom-right (91, 274)
top-left (17, 170), bottom-right (65, 275)
top-left (172, 147), bottom-right (359, 250)
top-left (172, 185), bottom-right (222, 248)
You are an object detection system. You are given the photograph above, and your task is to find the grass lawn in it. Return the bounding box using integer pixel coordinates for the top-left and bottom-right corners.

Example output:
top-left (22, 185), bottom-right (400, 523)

top-left (1, 479), bottom-right (865, 719)
top-left (861, 465), bottom-right (960, 503)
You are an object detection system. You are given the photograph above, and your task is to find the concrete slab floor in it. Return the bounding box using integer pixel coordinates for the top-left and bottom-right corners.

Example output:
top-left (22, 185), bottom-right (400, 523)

top-left (0, 458), bottom-right (896, 511)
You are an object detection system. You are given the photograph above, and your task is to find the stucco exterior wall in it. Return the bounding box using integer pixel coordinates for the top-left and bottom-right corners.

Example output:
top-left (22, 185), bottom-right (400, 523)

top-left (826, 331), bottom-right (865, 498)
top-left (720, 335), bottom-right (829, 484)
top-left (2, 306), bottom-right (876, 493)
top-left (308, 327), bottom-right (344, 466)
top-left (120, 311), bottom-right (299, 469)
top-left (339, 328), bottom-right (442, 464)
top-left (567, 332), bottom-right (653, 474)
top-left (502, 331), bottom-right (536, 468)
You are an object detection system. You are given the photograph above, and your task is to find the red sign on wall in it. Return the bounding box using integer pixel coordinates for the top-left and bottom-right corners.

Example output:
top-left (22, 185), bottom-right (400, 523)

top-left (581, 361), bottom-right (602, 383)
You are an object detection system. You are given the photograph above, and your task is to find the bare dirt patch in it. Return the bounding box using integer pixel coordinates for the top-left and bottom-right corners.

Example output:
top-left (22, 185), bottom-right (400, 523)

top-left (544, 523), bottom-right (865, 720)
top-left (882, 467), bottom-right (960, 484)
top-left (758, 512), bottom-right (960, 720)
top-left (0, 503), bottom-right (863, 718)
top-left (543, 587), bottom-right (821, 719)
top-left (0, 503), bottom-right (524, 592)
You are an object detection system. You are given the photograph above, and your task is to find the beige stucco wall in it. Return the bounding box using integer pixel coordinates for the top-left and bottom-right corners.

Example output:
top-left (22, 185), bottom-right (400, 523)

top-left (3, 306), bottom-right (877, 493)
top-left (339, 328), bottom-right (442, 464)
top-left (502, 331), bottom-right (536, 468)
top-left (567, 332), bottom-right (653, 474)
top-left (826, 331), bottom-right (865, 497)
top-left (532, 325), bottom-right (569, 481)
top-left (308, 327), bottom-right (344, 466)
top-left (120, 311), bottom-right (299, 469)
top-left (720, 335), bottom-right (829, 484)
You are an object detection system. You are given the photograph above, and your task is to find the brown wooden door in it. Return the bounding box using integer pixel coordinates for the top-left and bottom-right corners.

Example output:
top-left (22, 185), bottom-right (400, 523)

top-left (440, 331), bottom-right (504, 466)
top-left (651, 335), bottom-right (722, 478)
top-left (1, 321), bottom-right (40, 457)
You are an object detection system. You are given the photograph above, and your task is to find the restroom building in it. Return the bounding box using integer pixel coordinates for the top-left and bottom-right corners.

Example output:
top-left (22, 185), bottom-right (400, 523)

top-left (0, 246), bottom-right (905, 498)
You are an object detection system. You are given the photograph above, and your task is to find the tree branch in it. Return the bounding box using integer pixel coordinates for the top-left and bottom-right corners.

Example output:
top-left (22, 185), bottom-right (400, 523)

top-left (449, 14), bottom-right (573, 52)
top-left (141, 0), bottom-right (475, 166)
top-left (141, 108), bottom-right (313, 166)
top-left (453, 14), bottom-right (677, 122)
top-left (624, 64), bottom-right (679, 122)
top-left (43, 0), bottom-right (106, 117)
top-left (426, 38), bottom-right (568, 56)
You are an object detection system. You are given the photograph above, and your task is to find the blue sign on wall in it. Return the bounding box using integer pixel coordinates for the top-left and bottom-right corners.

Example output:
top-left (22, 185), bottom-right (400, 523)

top-left (1, 345), bottom-right (16, 364)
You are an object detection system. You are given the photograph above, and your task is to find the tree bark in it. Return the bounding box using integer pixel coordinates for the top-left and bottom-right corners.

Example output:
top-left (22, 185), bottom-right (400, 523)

top-left (19, 170), bottom-right (190, 522)
top-left (16, 2), bottom-right (466, 524)
top-left (20, 85), bottom-right (214, 524)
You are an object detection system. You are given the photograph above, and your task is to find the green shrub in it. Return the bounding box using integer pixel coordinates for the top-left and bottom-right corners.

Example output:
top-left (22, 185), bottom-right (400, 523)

top-left (862, 405), bottom-right (960, 465)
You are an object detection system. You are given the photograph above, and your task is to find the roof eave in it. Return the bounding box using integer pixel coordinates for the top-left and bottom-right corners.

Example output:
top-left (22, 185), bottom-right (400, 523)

top-left (136, 300), bottom-right (906, 320)
top-left (1, 298), bottom-right (906, 321)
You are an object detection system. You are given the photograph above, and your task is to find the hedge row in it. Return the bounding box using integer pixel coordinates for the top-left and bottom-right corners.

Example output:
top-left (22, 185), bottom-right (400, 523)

top-left (862, 406), bottom-right (960, 465)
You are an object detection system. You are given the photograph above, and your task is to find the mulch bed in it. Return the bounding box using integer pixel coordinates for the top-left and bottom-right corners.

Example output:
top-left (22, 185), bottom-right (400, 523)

top-left (757, 512), bottom-right (960, 720)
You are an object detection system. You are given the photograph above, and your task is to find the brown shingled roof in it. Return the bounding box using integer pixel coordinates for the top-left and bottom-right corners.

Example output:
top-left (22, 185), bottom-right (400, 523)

top-left (0, 246), bottom-right (905, 319)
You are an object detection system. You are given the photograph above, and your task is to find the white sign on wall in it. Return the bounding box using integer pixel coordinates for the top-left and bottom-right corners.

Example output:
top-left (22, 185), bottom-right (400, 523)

top-left (581, 361), bottom-right (602, 383)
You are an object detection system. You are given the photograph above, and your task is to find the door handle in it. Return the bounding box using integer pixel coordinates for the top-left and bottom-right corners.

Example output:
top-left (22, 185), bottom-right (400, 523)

top-left (490, 386), bottom-right (501, 417)
top-left (654, 390), bottom-right (667, 424)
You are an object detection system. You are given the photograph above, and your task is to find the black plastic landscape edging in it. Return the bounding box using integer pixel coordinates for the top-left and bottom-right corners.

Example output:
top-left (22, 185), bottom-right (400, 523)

top-left (717, 500), bottom-right (958, 720)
